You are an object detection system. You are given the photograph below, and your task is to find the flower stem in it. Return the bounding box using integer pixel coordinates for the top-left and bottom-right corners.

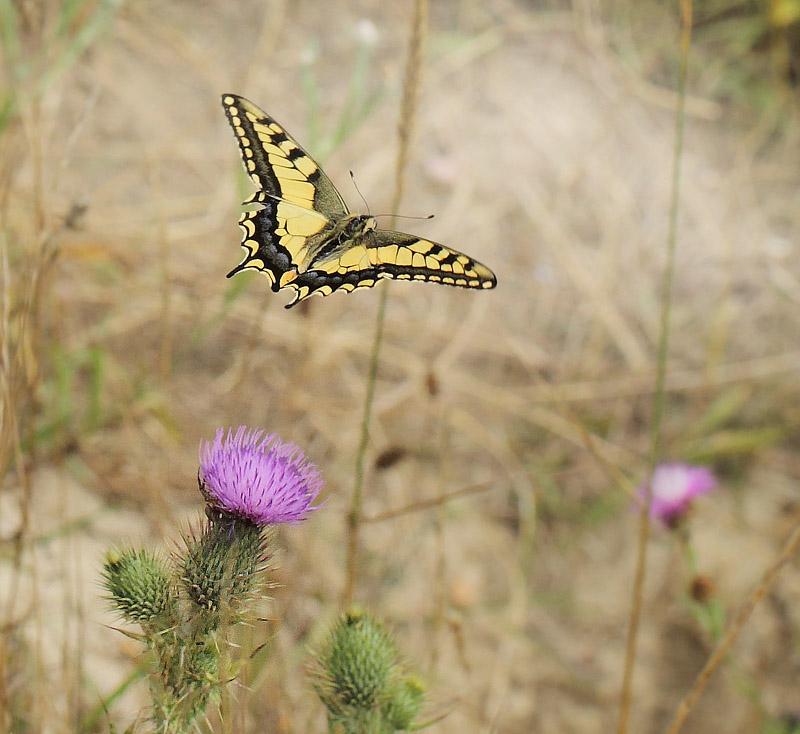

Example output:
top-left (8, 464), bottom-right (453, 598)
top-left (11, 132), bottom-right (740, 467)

top-left (344, 284), bottom-right (388, 604)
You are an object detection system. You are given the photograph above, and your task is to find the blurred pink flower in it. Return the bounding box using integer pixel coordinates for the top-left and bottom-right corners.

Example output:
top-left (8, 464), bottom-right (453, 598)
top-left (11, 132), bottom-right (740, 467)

top-left (638, 463), bottom-right (716, 526)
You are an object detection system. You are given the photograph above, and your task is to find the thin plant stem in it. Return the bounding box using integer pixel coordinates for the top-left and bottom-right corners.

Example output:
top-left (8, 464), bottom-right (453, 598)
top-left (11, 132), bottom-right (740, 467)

top-left (664, 521), bottom-right (800, 733)
top-left (617, 2), bottom-right (692, 731)
top-left (343, 0), bottom-right (429, 606)
top-left (343, 285), bottom-right (388, 605)
top-left (218, 625), bottom-right (233, 734)
top-left (146, 154), bottom-right (172, 386)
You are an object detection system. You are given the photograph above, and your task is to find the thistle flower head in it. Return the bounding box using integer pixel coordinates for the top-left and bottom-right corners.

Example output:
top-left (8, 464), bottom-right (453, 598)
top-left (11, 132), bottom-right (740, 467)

top-left (198, 426), bottom-right (323, 526)
top-left (639, 463), bottom-right (716, 526)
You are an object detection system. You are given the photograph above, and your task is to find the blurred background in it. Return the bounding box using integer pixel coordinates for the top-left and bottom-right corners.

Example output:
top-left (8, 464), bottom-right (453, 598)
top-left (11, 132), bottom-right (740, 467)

top-left (2, 0), bottom-right (800, 731)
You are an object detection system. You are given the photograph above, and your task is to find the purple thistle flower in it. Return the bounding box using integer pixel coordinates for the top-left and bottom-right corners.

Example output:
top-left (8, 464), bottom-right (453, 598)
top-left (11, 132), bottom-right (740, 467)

top-left (638, 462), bottom-right (716, 526)
top-left (198, 427), bottom-right (323, 526)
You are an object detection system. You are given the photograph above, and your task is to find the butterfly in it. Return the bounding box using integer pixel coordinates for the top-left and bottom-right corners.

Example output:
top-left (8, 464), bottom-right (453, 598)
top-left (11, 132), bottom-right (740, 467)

top-left (221, 94), bottom-right (497, 309)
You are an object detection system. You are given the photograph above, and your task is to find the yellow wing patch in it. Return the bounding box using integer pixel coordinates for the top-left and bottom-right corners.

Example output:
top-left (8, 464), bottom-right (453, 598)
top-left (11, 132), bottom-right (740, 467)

top-left (241, 193), bottom-right (328, 261)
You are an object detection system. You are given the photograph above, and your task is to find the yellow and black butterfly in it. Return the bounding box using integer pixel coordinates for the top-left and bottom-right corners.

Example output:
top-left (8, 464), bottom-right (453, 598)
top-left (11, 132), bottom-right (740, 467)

top-left (221, 94), bottom-right (497, 309)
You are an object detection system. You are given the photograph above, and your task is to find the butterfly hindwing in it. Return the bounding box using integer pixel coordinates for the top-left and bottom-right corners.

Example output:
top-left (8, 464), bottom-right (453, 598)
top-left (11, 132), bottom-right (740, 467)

top-left (231, 191), bottom-right (334, 289)
top-left (221, 94), bottom-right (347, 217)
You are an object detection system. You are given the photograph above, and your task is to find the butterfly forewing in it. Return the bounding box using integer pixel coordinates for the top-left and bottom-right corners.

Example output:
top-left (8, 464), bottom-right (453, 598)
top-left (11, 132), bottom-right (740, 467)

top-left (368, 231), bottom-right (496, 288)
top-left (221, 94), bottom-right (347, 216)
top-left (282, 230), bottom-right (497, 307)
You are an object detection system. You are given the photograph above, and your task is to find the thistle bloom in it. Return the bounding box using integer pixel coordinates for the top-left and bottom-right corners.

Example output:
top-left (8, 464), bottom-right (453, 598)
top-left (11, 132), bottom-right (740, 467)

top-left (638, 463), bottom-right (716, 526)
top-left (198, 426), bottom-right (323, 526)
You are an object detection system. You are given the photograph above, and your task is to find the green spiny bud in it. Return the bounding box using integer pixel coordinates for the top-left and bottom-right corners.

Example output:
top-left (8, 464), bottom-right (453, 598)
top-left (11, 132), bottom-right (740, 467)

top-left (102, 548), bottom-right (175, 627)
top-left (179, 517), bottom-right (272, 623)
top-left (383, 675), bottom-right (425, 731)
top-left (326, 609), bottom-right (397, 708)
top-left (311, 608), bottom-right (404, 723)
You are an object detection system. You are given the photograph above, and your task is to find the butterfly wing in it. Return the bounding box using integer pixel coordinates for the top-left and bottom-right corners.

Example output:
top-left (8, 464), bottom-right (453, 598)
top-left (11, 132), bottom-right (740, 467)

top-left (221, 94), bottom-right (347, 216)
top-left (283, 229), bottom-right (497, 308)
top-left (231, 191), bottom-right (335, 291)
top-left (221, 94), bottom-right (348, 287)
top-left (368, 230), bottom-right (497, 289)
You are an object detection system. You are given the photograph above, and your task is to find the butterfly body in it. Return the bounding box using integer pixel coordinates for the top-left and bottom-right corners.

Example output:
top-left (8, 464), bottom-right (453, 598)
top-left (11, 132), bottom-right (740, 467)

top-left (222, 94), bottom-right (496, 308)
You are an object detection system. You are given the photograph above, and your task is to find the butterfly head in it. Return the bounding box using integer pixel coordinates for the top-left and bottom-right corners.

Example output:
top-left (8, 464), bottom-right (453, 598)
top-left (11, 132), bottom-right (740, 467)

top-left (346, 215), bottom-right (377, 234)
top-left (338, 215), bottom-right (377, 246)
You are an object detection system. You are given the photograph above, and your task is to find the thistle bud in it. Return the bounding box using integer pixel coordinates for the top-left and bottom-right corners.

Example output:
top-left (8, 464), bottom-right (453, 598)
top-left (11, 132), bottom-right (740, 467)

top-left (310, 609), bottom-right (426, 733)
top-left (384, 676), bottom-right (425, 731)
top-left (102, 548), bottom-right (175, 627)
top-left (179, 518), bottom-right (272, 624)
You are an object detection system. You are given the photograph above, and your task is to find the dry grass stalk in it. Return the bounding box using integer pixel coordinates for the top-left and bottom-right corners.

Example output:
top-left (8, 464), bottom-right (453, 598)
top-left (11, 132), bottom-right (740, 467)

top-left (666, 520), bottom-right (800, 733)
top-left (343, 0), bottom-right (430, 606)
top-left (618, 1), bottom-right (694, 732)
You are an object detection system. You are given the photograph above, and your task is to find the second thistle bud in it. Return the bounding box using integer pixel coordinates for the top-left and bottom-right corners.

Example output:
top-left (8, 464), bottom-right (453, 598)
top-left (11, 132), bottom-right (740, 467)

top-left (323, 609), bottom-right (397, 708)
top-left (310, 609), bottom-right (426, 733)
top-left (384, 676), bottom-right (426, 731)
top-left (102, 548), bottom-right (176, 628)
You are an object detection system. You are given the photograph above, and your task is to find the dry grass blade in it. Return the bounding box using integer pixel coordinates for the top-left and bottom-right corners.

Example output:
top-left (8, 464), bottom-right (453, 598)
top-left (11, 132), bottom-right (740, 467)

top-left (363, 481), bottom-right (491, 523)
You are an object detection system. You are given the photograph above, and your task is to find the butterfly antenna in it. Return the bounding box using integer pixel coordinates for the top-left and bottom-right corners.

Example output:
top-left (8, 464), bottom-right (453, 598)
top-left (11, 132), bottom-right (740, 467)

top-left (349, 170), bottom-right (370, 215)
top-left (373, 213), bottom-right (435, 222)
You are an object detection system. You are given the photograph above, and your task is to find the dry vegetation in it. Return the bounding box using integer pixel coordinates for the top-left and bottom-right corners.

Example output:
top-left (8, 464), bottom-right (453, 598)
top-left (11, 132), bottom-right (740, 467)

top-left (2, 1), bottom-right (800, 732)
